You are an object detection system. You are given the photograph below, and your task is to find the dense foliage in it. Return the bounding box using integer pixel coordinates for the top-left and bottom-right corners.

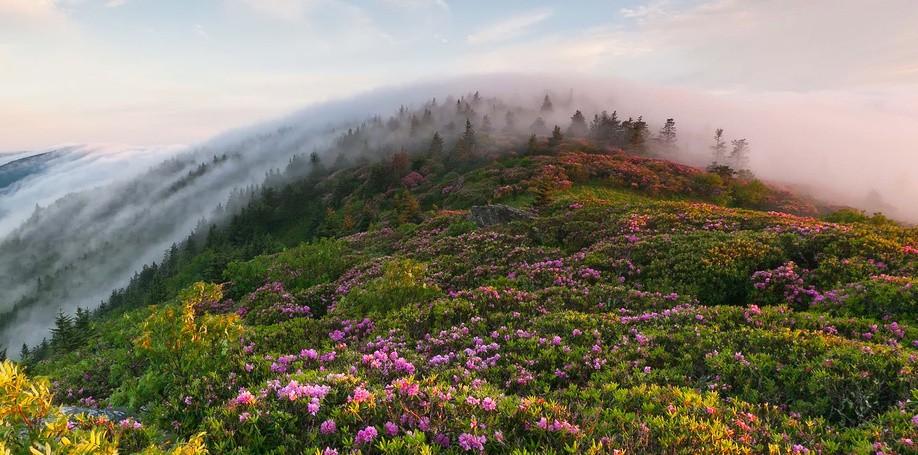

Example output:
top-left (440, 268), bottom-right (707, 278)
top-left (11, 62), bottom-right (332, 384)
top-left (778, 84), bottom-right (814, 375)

top-left (5, 98), bottom-right (918, 453)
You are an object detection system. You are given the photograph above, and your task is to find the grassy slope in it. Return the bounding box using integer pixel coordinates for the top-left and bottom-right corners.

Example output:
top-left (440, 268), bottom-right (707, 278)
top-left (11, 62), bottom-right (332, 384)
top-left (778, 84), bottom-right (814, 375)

top-left (12, 142), bottom-right (918, 454)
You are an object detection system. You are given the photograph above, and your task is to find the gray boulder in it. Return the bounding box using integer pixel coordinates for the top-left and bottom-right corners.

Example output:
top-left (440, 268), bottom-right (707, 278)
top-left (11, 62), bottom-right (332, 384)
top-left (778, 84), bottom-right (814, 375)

top-left (60, 406), bottom-right (135, 422)
top-left (468, 204), bottom-right (533, 227)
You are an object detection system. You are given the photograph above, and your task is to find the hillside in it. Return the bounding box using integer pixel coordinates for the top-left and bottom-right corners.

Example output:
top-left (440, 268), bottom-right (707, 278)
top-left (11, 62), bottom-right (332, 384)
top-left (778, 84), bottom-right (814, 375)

top-left (3, 99), bottom-right (918, 454)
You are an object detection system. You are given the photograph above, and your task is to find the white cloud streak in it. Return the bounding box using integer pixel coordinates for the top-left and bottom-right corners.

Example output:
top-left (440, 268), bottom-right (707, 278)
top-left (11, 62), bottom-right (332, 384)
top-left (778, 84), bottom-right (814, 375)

top-left (466, 8), bottom-right (552, 45)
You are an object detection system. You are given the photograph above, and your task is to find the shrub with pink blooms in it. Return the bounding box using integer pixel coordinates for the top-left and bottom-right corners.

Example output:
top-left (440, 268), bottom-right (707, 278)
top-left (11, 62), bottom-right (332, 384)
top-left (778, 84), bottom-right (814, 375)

top-left (20, 130), bottom-right (918, 454)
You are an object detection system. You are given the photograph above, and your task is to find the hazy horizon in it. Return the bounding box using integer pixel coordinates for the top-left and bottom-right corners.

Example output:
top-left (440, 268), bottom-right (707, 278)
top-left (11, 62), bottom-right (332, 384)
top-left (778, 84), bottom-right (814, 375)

top-left (3, 0), bottom-right (917, 150)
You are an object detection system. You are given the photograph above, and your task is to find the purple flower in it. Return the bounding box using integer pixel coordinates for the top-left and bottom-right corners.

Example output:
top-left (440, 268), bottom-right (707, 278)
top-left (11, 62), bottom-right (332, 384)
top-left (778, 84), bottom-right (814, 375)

top-left (276, 381), bottom-right (331, 403)
top-left (320, 419), bottom-right (337, 435)
top-left (384, 421), bottom-right (399, 436)
top-left (118, 418), bottom-right (142, 430)
top-left (434, 433), bottom-right (450, 447)
top-left (232, 389), bottom-right (257, 406)
top-left (349, 386), bottom-right (373, 404)
top-left (355, 426), bottom-right (378, 445)
top-left (323, 449), bottom-right (338, 455)
top-left (307, 398), bottom-right (321, 415)
top-left (458, 433), bottom-right (486, 452)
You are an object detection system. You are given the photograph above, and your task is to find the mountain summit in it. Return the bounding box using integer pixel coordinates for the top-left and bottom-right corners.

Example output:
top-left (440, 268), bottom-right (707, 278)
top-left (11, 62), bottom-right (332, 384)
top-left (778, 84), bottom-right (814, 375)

top-left (2, 91), bottom-right (915, 454)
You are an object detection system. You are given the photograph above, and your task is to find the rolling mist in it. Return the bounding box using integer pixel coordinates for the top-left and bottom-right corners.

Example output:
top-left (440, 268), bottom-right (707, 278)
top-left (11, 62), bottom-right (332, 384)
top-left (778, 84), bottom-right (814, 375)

top-left (0, 144), bottom-right (184, 236)
top-left (1, 73), bottom-right (916, 353)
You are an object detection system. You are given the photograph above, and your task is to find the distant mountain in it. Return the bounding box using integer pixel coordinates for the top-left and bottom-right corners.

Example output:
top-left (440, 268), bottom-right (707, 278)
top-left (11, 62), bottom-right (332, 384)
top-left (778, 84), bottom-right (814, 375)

top-left (0, 148), bottom-right (82, 194)
top-left (0, 144), bottom-right (183, 237)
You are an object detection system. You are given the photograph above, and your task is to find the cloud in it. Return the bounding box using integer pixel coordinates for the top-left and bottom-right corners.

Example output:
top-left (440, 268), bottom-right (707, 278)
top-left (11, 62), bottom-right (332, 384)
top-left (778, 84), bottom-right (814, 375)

top-left (193, 23), bottom-right (209, 40)
top-left (466, 8), bottom-right (552, 45)
top-left (457, 1), bottom-right (918, 92)
top-left (612, 0), bottom-right (918, 90)
top-left (459, 27), bottom-right (651, 74)
top-left (105, 0), bottom-right (127, 7)
top-left (234, 0), bottom-right (320, 21)
top-left (0, 0), bottom-right (64, 24)
top-left (379, 0), bottom-right (449, 10)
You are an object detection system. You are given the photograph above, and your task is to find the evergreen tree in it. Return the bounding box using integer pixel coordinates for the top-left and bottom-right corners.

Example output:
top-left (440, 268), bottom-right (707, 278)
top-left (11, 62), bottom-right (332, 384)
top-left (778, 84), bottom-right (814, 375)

top-left (590, 110), bottom-right (620, 143)
top-left (504, 110), bottom-right (516, 132)
top-left (74, 307), bottom-right (91, 334)
top-left (308, 151), bottom-right (325, 177)
top-left (549, 125), bottom-right (564, 147)
top-left (711, 128), bottom-right (727, 164)
top-left (657, 118), bottom-right (677, 153)
top-left (540, 94), bottom-right (554, 113)
top-left (429, 132), bottom-right (444, 156)
top-left (409, 114), bottom-right (421, 137)
top-left (19, 344), bottom-right (29, 362)
top-left (389, 151), bottom-right (410, 177)
top-left (394, 190), bottom-right (421, 224)
top-left (526, 134), bottom-right (539, 155)
top-left (530, 117), bottom-right (548, 135)
top-left (628, 116), bottom-right (649, 153)
top-left (455, 119), bottom-right (477, 161)
top-left (567, 110), bottom-right (588, 137)
top-left (481, 115), bottom-right (493, 134)
top-left (532, 176), bottom-right (555, 210)
top-left (50, 309), bottom-right (74, 351)
top-left (386, 116), bottom-right (400, 131)
top-left (462, 119), bottom-right (476, 148)
top-left (729, 138), bottom-right (750, 170)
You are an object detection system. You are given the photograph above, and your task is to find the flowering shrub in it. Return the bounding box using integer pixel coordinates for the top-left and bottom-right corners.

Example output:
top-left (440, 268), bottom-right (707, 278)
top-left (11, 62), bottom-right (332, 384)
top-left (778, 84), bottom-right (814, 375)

top-left (17, 143), bottom-right (918, 454)
top-left (0, 361), bottom-right (207, 454)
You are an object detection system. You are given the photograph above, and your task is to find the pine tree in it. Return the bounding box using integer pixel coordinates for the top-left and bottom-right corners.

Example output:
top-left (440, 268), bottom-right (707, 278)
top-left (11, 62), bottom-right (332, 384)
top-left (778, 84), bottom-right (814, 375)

top-left (455, 119), bottom-right (477, 161)
top-left (19, 343), bottom-right (29, 362)
top-left (308, 151), bottom-right (325, 177)
top-left (481, 115), bottom-right (493, 134)
top-left (429, 132), bottom-right (444, 156)
top-left (590, 110), bottom-right (620, 143)
top-left (390, 150), bottom-right (410, 177)
top-left (409, 114), bottom-right (421, 137)
top-left (526, 134), bottom-right (539, 155)
top-left (532, 176), bottom-right (555, 210)
top-left (540, 94), bottom-right (554, 113)
top-left (74, 307), bottom-right (91, 333)
top-left (530, 117), bottom-right (548, 135)
top-left (628, 116), bottom-right (648, 153)
top-left (567, 110), bottom-right (588, 137)
top-left (729, 138), bottom-right (750, 170)
top-left (394, 190), bottom-right (421, 224)
top-left (503, 110), bottom-right (516, 132)
top-left (50, 309), bottom-right (74, 351)
top-left (711, 128), bottom-right (727, 164)
top-left (549, 125), bottom-right (564, 147)
top-left (658, 118), bottom-right (677, 153)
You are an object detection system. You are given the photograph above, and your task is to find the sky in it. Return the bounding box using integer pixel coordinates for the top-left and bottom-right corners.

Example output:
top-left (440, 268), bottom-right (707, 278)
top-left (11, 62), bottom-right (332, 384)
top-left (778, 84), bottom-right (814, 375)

top-left (1, 0), bottom-right (918, 151)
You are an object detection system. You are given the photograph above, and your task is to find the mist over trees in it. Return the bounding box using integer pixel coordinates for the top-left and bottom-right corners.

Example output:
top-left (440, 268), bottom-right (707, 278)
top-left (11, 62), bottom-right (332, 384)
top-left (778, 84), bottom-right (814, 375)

top-left (0, 83), bottom-right (866, 358)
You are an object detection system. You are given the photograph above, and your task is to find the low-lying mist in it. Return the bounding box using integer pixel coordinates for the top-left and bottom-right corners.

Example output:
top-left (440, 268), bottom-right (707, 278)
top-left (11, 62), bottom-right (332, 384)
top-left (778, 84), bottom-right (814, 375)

top-left (0, 144), bottom-right (184, 236)
top-left (1, 72), bottom-right (916, 353)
